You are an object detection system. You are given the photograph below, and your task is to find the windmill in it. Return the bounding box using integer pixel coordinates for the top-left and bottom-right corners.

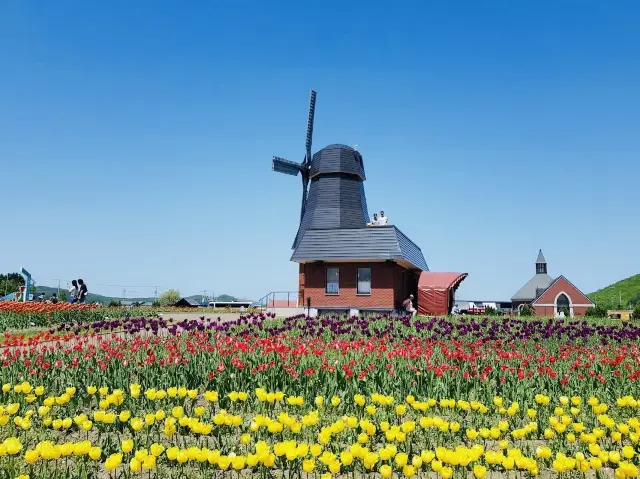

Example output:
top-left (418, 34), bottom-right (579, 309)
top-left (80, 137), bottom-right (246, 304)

top-left (272, 90), bottom-right (370, 249)
top-left (272, 89), bottom-right (317, 223)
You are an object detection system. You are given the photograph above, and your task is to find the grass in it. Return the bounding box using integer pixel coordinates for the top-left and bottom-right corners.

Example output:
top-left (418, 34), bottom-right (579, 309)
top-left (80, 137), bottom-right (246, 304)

top-left (588, 273), bottom-right (640, 308)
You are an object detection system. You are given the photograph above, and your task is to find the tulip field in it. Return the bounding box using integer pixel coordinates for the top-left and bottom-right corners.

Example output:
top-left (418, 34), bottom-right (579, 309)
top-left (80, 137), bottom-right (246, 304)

top-left (1, 313), bottom-right (640, 478)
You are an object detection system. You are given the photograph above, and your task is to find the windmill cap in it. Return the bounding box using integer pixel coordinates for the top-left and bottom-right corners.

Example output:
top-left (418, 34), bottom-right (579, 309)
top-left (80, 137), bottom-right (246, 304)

top-left (309, 144), bottom-right (366, 180)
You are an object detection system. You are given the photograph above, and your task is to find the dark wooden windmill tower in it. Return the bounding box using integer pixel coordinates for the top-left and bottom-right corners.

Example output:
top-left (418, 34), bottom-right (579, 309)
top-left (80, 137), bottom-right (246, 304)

top-left (272, 90), bottom-right (428, 315)
top-left (273, 91), bottom-right (369, 249)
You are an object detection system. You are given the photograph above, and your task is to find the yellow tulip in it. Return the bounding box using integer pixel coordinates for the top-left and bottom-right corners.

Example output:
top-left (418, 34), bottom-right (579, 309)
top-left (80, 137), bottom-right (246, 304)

top-left (303, 459), bottom-right (315, 472)
top-left (24, 449), bottom-right (39, 464)
top-left (143, 455), bottom-right (157, 470)
top-left (473, 464), bottom-right (487, 479)
top-left (121, 439), bottom-right (134, 453)
top-left (105, 453), bottom-right (122, 471)
top-left (89, 447), bottom-right (101, 460)
top-left (130, 457), bottom-right (141, 472)
top-left (403, 464), bottom-right (416, 478)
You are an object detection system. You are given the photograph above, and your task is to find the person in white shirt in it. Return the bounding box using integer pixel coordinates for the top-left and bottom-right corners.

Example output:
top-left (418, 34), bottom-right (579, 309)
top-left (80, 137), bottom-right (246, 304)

top-left (402, 294), bottom-right (417, 318)
top-left (368, 213), bottom-right (379, 226)
top-left (69, 280), bottom-right (79, 303)
top-left (377, 210), bottom-right (388, 226)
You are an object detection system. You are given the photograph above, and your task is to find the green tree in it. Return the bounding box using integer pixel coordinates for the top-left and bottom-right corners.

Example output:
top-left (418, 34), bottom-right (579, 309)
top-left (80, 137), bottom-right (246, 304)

top-left (0, 273), bottom-right (25, 297)
top-left (59, 291), bottom-right (68, 302)
top-left (633, 304), bottom-right (640, 322)
top-left (519, 304), bottom-right (535, 317)
top-left (157, 289), bottom-right (181, 307)
top-left (584, 304), bottom-right (608, 318)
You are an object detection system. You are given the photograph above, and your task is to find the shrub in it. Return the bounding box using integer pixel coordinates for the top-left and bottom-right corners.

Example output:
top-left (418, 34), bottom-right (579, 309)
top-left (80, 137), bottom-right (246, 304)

top-left (519, 304), bottom-right (535, 317)
top-left (558, 306), bottom-right (571, 318)
top-left (484, 306), bottom-right (497, 316)
top-left (585, 304), bottom-right (608, 318)
top-left (633, 304), bottom-right (640, 322)
top-left (158, 289), bottom-right (181, 307)
top-left (108, 300), bottom-right (122, 307)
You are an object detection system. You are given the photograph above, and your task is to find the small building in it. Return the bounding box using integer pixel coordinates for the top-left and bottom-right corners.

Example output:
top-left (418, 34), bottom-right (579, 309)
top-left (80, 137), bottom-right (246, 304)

top-left (607, 310), bottom-right (633, 320)
top-left (511, 250), bottom-right (594, 317)
top-left (174, 298), bottom-right (201, 308)
top-left (293, 227), bottom-right (427, 315)
top-left (417, 272), bottom-right (468, 316)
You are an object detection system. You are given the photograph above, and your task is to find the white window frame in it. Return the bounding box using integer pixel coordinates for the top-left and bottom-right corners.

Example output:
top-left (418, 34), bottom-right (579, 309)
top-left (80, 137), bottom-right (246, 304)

top-left (357, 267), bottom-right (372, 295)
top-left (326, 267), bottom-right (339, 295)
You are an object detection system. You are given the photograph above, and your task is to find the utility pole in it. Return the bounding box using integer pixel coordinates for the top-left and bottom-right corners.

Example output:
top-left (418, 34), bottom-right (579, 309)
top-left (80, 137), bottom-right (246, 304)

top-left (53, 279), bottom-right (61, 296)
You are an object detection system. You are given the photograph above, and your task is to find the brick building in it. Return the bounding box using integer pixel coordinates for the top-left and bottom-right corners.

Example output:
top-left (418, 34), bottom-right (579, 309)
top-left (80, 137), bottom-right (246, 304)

top-left (292, 227), bottom-right (427, 315)
top-left (511, 250), bottom-right (594, 317)
top-left (272, 91), bottom-right (428, 316)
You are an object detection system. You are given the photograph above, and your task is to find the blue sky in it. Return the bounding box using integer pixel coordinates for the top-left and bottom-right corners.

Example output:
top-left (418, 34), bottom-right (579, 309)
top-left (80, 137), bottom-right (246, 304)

top-left (1, 1), bottom-right (639, 301)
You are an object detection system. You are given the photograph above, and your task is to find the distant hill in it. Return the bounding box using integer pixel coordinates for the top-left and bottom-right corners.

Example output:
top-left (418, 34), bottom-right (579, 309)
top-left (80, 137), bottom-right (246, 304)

top-left (33, 286), bottom-right (245, 305)
top-left (588, 274), bottom-right (640, 308)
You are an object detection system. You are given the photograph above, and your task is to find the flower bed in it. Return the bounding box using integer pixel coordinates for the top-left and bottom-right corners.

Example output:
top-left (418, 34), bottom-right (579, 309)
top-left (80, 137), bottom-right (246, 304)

top-left (0, 314), bottom-right (639, 478)
top-left (0, 305), bottom-right (159, 332)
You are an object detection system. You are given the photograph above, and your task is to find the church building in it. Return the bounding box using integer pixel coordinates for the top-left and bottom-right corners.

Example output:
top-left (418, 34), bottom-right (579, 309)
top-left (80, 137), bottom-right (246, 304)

top-left (511, 250), bottom-right (594, 317)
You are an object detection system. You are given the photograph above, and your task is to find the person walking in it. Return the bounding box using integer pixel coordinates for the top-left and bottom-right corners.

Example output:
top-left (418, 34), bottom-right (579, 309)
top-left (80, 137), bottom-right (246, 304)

top-left (77, 279), bottom-right (88, 304)
top-left (69, 280), bottom-right (79, 303)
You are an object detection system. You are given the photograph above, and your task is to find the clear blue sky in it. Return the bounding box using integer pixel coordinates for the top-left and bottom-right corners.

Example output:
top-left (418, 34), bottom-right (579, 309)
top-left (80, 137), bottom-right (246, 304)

top-left (1, 1), bottom-right (639, 301)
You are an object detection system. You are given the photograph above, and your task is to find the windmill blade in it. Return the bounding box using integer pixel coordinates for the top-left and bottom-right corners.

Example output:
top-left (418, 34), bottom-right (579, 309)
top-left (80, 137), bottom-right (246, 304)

top-left (304, 90), bottom-right (317, 165)
top-left (272, 156), bottom-right (303, 176)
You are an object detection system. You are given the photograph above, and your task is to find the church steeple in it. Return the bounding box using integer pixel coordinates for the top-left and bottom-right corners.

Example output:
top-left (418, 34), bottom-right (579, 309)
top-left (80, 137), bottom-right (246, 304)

top-left (535, 249), bottom-right (547, 275)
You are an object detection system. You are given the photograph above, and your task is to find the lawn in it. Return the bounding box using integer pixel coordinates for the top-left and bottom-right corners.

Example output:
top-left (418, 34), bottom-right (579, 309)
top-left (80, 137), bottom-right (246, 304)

top-left (0, 313), bottom-right (639, 478)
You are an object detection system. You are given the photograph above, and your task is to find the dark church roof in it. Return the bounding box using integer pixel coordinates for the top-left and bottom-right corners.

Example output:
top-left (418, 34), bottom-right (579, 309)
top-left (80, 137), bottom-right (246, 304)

top-left (536, 249), bottom-right (546, 264)
top-left (511, 274), bottom-right (555, 301)
top-left (291, 225), bottom-right (428, 271)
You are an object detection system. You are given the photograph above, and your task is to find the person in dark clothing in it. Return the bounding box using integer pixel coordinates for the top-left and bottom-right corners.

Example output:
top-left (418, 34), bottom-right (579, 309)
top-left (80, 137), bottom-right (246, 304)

top-left (77, 279), bottom-right (88, 303)
top-left (49, 293), bottom-right (58, 304)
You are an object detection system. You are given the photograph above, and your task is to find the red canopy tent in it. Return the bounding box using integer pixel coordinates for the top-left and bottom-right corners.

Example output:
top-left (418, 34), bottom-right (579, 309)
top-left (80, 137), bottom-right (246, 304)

top-left (417, 272), bottom-right (468, 316)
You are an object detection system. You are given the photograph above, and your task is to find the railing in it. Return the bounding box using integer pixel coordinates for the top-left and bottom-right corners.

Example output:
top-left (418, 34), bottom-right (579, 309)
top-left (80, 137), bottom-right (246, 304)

top-left (255, 291), bottom-right (299, 309)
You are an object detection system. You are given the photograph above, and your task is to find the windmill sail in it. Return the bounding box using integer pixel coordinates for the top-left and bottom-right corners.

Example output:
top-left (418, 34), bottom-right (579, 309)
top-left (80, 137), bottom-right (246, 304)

top-left (272, 156), bottom-right (302, 176)
top-left (304, 90), bottom-right (316, 166)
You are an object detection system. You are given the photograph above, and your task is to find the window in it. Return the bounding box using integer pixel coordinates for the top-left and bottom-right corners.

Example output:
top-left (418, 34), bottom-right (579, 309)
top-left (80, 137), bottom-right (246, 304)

top-left (326, 267), bottom-right (339, 294)
top-left (556, 293), bottom-right (571, 317)
top-left (357, 267), bottom-right (371, 295)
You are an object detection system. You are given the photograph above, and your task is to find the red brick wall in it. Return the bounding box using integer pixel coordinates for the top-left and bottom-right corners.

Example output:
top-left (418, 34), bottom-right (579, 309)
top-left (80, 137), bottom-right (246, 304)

top-left (532, 276), bottom-right (594, 316)
top-left (301, 262), bottom-right (408, 309)
top-left (534, 305), bottom-right (591, 317)
top-left (298, 264), bottom-right (305, 307)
